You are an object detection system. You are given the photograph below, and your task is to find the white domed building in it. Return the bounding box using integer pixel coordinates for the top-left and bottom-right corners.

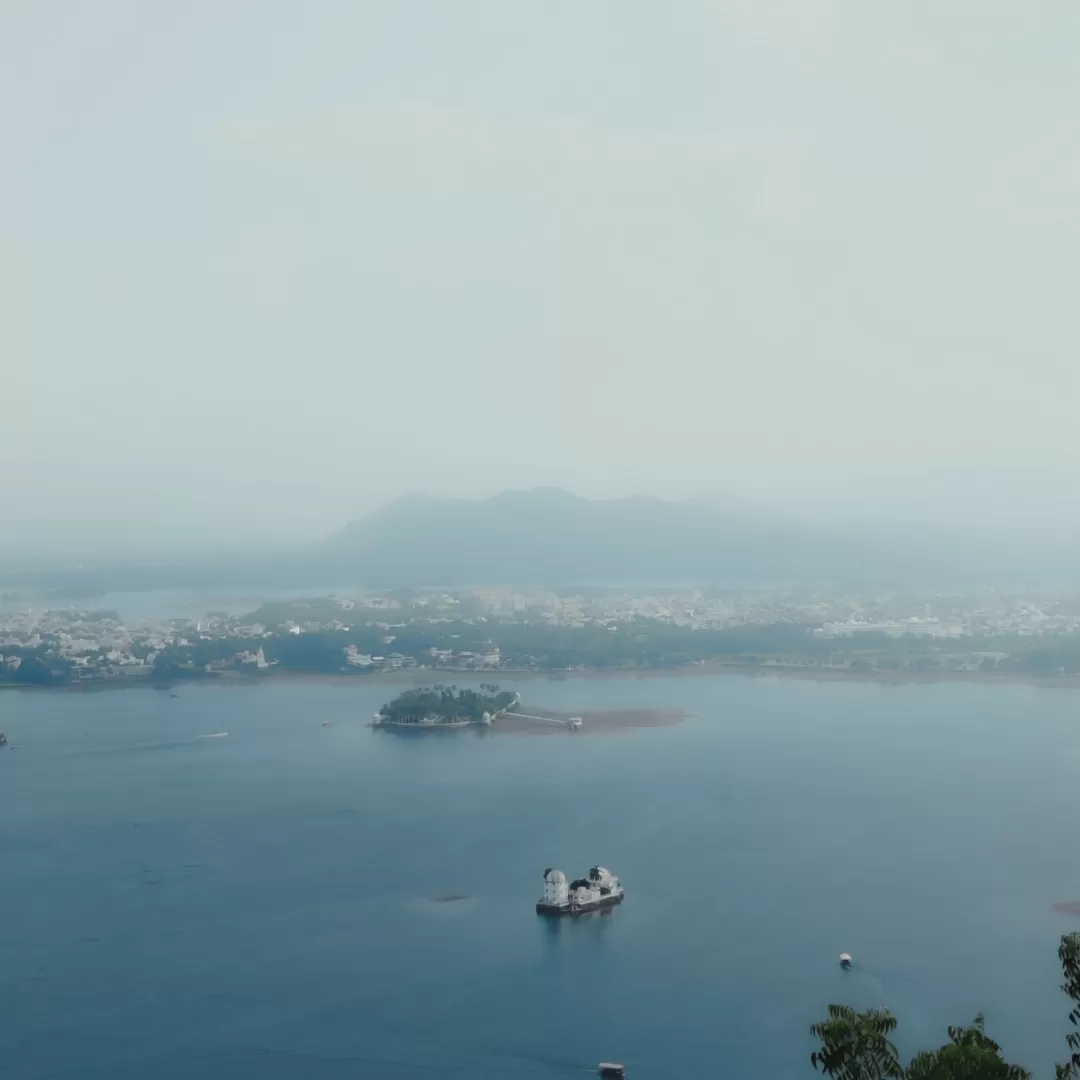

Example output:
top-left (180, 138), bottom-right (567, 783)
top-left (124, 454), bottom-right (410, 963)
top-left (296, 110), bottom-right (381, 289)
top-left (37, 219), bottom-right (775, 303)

top-left (536, 864), bottom-right (624, 915)
top-left (541, 868), bottom-right (569, 908)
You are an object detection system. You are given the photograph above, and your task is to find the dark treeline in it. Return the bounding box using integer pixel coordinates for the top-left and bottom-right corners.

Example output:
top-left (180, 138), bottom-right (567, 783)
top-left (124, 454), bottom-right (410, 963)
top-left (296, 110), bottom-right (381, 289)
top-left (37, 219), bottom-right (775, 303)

top-left (376, 685), bottom-right (516, 724)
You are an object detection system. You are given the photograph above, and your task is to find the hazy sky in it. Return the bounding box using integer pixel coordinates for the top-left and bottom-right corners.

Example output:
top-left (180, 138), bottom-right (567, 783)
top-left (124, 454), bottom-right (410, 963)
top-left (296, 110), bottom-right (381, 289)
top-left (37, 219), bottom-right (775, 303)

top-left (4, 2), bottom-right (1080, 556)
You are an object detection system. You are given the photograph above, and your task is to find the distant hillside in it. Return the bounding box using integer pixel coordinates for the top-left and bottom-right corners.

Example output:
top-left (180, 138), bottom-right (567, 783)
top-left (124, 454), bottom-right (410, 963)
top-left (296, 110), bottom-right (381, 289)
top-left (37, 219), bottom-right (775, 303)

top-left (6, 489), bottom-right (1069, 596)
top-left (324, 487), bottom-right (860, 586)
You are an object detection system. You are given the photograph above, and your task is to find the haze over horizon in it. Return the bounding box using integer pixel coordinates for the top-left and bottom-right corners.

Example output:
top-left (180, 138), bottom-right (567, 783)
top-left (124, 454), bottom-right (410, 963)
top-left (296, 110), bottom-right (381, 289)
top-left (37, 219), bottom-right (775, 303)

top-left (5, 2), bottom-right (1080, 560)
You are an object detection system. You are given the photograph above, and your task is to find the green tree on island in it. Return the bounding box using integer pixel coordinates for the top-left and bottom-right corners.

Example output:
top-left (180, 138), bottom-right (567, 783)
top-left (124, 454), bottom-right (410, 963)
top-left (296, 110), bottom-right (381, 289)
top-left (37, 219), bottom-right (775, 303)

top-left (810, 933), bottom-right (1080, 1080)
top-left (376, 684), bottom-right (517, 725)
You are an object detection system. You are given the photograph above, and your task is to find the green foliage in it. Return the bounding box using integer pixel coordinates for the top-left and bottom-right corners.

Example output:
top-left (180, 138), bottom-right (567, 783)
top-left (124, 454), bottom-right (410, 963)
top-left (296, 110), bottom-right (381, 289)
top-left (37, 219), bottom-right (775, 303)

top-left (263, 631), bottom-right (353, 671)
top-left (905, 1017), bottom-right (1029, 1080)
top-left (466, 620), bottom-right (824, 670)
top-left (12, 655), bottom-right (58, 686)
top-left (377, 685), bottom-right (516, 725)
top-left (0, 648), bottom-right (65, 686)
top-left (153, 635), bottom-right (256, 671)
top-left (812, 935), bottom-right (1080, 1080)
top-left (810, 1006), bottom-right (903, 1080)
top-left (151, 657), bottom-right (206, 681)
top-left (1058, 933), bottom-right (1080, 1080)
top-left (242, 598), bottom-right (347, 626)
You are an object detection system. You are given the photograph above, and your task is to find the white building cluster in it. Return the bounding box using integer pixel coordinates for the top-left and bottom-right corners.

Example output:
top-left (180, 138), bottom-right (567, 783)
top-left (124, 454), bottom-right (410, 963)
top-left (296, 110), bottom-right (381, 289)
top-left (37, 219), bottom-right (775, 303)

top-left (537, 866), bottom-right (624, 914)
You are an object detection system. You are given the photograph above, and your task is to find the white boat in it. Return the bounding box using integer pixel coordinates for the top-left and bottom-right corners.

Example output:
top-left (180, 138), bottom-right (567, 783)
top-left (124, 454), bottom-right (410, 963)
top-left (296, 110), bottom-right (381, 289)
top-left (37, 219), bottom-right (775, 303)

top-left (199, 732), bottom-right (229, 739)
top-left (839, 952), bottom-right (852, 968)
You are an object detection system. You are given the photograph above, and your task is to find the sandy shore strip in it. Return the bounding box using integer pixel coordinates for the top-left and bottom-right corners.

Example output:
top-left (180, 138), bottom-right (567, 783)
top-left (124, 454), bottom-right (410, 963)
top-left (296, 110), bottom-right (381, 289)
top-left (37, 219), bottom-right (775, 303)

top-left (496, 706), bottom-right (687, 736)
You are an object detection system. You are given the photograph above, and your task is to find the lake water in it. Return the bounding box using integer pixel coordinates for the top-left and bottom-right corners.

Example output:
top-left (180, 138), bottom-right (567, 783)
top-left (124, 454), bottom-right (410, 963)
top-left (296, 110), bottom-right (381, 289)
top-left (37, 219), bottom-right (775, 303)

top-left (2, 674), bottom-right (1079, 1079)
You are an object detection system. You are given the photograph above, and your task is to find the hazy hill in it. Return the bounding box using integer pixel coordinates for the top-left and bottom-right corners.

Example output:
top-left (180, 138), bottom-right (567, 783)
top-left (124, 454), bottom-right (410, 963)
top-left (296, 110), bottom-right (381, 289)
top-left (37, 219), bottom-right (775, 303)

top-left (6, 489), bottom-right (1070, 596)
top-left (325, 487), bottom-right (857, 586)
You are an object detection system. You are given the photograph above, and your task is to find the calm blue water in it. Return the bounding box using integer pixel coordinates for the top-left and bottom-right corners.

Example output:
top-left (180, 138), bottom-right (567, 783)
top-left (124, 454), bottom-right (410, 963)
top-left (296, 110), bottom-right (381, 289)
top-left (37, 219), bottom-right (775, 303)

top-left (2, 675), bottom-right (1079, 1079)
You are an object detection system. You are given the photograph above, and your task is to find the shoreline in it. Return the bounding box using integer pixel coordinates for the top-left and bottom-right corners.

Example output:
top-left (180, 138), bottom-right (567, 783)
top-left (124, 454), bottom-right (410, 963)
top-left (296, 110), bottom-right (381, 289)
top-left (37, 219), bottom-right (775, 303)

top-left (7, 661), bottom-right (1080, 694)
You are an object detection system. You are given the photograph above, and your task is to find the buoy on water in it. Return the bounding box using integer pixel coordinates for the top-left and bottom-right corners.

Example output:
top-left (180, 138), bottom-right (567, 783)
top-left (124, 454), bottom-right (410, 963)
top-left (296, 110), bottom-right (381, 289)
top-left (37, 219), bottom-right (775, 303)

top-left (839, 952), bottom-right (853, 969)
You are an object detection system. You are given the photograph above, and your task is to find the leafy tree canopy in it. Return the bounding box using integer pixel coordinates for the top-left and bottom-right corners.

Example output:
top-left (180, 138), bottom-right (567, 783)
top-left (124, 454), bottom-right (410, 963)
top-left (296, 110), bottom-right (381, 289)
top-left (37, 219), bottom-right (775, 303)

top-left (811, 934), bottom-right (1080, 1080)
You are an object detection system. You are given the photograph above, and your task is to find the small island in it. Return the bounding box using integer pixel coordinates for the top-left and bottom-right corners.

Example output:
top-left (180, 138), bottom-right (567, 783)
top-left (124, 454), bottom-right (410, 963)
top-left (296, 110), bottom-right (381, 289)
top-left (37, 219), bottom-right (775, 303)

top-left (373, 684), bottom-right (519, 729)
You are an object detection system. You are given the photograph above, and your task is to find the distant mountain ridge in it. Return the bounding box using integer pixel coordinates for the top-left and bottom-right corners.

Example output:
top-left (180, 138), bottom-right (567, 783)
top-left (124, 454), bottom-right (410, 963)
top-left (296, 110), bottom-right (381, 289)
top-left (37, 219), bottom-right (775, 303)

top-left (325, 487), bottom-right (858, 586)
top-left (5, 487), bottom-right (1074, 594)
